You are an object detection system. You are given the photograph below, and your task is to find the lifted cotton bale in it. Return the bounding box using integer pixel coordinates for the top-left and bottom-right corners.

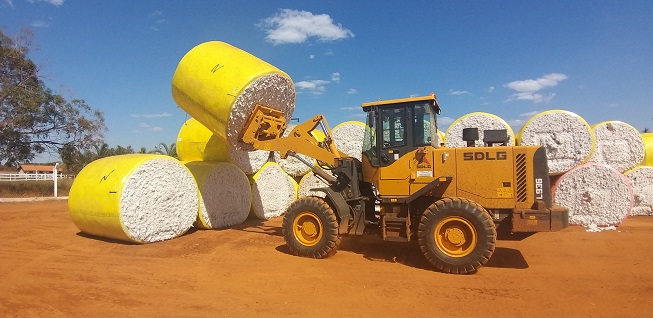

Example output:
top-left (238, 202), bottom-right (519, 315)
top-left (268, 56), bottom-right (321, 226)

top-left (177, 118), bottom-right (229, 162)
top-left (332, 121), bottom-right (366, 161)
top-left (588, 121), bottom-right (644, 173)
top-left (624, 166), bottom-right (653, 216)
top-left (250, 162), bottom-right (298, 220)
top-left (172, 41), bottom-right (296, 150)
top-left (272, 125), bottom-right (316, 177)
top-left (444, 112), bottom-right (515, 148)
top-left (517, 110), bottom-right (595, 175)
top-left (185, 161), bottom-right (251, 229)
top-left (298, 170), bottom-right (334, 198)
top-left (68, 154), bottom-right (198, 243)
top-left (229, 147), bottom-right (272, 175)
top-left (643, 133), bottom-right (653, 167)
top-left (552, 163), bottom-right (633, 227)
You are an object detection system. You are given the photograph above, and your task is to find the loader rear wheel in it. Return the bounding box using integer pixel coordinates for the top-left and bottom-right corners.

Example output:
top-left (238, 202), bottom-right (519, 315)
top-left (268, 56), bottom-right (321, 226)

top-left (418, 198), bottom-right (496, 274)
top-left (282, 197), bottom-right (341, 258)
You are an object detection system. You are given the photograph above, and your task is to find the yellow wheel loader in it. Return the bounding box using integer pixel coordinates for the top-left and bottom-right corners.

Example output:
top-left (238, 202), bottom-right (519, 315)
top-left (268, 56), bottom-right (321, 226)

top-left (241, 94), bottom-right (568, 274)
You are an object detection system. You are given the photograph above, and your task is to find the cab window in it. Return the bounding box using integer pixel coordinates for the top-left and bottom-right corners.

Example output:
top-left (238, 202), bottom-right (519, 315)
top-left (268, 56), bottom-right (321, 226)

top-left (381, 107), bottom-right (406, 148)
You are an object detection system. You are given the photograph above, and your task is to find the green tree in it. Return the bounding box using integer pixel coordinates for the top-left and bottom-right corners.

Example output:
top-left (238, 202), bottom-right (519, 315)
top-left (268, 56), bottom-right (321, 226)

top-left (150, 142), bottom-right (177, 158)
top-left (0, 28), bottom-right (106, 166)
top-left (644, 128), bottom-right (650, 133)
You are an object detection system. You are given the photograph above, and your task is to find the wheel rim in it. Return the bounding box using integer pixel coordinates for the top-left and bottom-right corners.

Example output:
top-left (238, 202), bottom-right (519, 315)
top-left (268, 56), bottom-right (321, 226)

top-left (293, 211), bottom-right (324, 247)
top-left (434, 216), bottom-right (477, 257)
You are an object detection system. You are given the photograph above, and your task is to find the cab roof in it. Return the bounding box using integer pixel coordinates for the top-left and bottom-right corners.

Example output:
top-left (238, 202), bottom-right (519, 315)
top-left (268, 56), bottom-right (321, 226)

top-left (361, 94), bottom-right (440, 113)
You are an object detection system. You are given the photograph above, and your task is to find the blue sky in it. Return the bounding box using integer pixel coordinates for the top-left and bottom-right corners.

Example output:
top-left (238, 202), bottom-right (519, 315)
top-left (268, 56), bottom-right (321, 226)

top-left (2, 0), bottom-right (652, 161)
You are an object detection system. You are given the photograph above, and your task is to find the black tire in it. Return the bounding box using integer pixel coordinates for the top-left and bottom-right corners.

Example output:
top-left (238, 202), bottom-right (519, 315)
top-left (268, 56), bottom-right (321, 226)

top-left (417, 197), bottom-right (496, 274)
top-left (282, 197), bottom-right (342, 258)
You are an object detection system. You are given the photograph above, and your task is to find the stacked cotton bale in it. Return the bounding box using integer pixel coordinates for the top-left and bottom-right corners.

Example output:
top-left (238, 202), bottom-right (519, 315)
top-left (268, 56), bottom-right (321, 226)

top-left (332, 121), bottom-right (366, 160)
top-left (250, 162), bottom-right (298, 219)
top-left (272, 125), bottom-right (316, 177)
top-left (172, 41), bottom-right (296, 151)
top-left (517, 110), bottom-right (595, 175)
top-left (552, 163), bottom-right (633, 227)
top-left (444, 112), bottom-right (515, 148)
top-left (624, 166), bottom-right (653, 216)
top-left (587, 121), bottom-right (644, 173)
top-left (185, 162), bottom-right (251, 229)
top-left (298, 170), bottom-right (335, 198)
top-left (68, 155), bottom-right (198, 243)
top-left (643, 133), bottom-right (653, 167)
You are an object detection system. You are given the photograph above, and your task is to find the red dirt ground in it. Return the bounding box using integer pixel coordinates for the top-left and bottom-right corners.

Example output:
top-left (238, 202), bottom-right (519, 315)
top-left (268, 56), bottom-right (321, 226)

top-left (1, 200), bottom-right (652, 317)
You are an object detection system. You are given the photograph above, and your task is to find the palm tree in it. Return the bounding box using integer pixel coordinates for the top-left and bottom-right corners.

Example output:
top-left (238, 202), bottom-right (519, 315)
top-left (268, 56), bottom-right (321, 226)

top-left (644, 128), bottom-right (650, 133)
top-left (150, 142), bottom-right (177, 158)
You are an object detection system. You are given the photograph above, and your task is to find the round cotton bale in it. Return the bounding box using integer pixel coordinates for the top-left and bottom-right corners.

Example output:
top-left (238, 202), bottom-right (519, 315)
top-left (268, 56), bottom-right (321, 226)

top-left (298, 170), bottom-right (335, 198)
top-left (172, 41), bottom-right (296, 150)
top-left (68, 154), bottom-right (198, 243)
top-left (229, 147), bottom-right (271, 175)
top-left (552, 163), bottom-right (633, 227)
top-left (332, 121), bottom-right (366, 161)
top-left (185, 161), bottom-right (251, 229)
top-left (643, 133), bottom-right (653, 167)
top-left (588, 121), bottom-right (644, 173)
top-left (250, 162), bottom-right (298, 220)
top-left (177, 117), bottom-right (229, 162)
top-left (272, 125), bottom-right (316, 177)
top-left (517, 110), bottom-right (595, 175)
top-left (444, 112), bottom-right (515, 148)
top-left (624, 166), bottom-right (653, 216)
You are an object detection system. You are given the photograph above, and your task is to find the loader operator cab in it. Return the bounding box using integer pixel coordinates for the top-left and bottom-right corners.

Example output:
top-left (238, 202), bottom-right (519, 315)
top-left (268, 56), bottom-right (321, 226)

top-left (362, 94), bottom-right (441, 167)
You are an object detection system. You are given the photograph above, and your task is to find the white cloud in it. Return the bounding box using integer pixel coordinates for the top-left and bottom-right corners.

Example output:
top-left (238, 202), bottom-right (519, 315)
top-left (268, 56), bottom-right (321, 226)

top-left (138, 122), bottom-right (163, 132)
top-left (340, 106), bottom-right (358, 111)
top-left (28, 0), bottom-right (63, 6)
top-left (5, 0), bottom-right (14, 8)
top-left (487, 86), bottom-right (495, 93)
top-left (438, 116), bottom-right (455, 125)
top-left (324, 49), bottom-right (334, 56)
top-left (504, 73), bottom-right (567, 104)
top-left (260, 9), bottom-right (354, 45)
top-left (347, 88), bottom-right (358, 95)
top-left (331, 72), bottom-right (340, 82)
top-left (507, 119), bottom-right (526, 127)
top-left (309, 54), bottom-right (315, 59)
top-left (31, 20), bottom-right (50, 28)
top-left (295, 80), bottom-right (330, 95)
top-left (131, 112), bottom-right (173, 119)
top-left (519, 111), bottom-right (540, 118)
top-left (449, 89), bottom-right (471, 96)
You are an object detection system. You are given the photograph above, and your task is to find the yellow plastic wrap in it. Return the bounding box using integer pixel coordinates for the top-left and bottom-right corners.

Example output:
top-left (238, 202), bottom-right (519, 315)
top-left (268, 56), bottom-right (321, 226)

top-left (643, 133), bottom-right (653, 167)
top-left (177, 117), bottom-right (229, 162)
top-left (172, 41), bottom-right (295, 149)
top-left (68, 154), bottom-right (199, 243)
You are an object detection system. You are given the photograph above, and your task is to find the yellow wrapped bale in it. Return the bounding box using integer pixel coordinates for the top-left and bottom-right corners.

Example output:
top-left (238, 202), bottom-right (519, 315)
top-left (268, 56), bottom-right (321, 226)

top-left (68, 154), bottom-right (199, 243)
top-left (172, 41), bottom-right (296, 150)
top-left (184, 161), bottom-right (251, 229)
top-left (643, 133), bottom-right (653, 167)
top-left (177, 118), bottom-right (229, 162)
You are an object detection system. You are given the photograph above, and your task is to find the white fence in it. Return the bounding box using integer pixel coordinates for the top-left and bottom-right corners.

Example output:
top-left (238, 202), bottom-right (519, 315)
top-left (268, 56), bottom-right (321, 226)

top-left (0, 173), bottom-right (71, 181)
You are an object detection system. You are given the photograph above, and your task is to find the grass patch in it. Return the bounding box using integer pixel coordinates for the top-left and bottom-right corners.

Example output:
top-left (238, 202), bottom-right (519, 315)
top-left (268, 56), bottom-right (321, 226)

top-left (0, 179), bottom-right (74, 198)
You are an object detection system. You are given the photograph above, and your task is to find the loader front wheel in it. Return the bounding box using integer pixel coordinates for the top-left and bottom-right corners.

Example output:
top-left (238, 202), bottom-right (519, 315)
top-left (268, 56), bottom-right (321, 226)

top-left (282, 197), bottom-right (341, 258)
top-left (418, 198), bottom-right (496, 274)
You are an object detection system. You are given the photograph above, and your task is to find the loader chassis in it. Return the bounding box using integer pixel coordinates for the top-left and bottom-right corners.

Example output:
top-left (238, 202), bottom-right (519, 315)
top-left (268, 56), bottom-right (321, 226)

top-left (240, 94), bottom-right (568, 273)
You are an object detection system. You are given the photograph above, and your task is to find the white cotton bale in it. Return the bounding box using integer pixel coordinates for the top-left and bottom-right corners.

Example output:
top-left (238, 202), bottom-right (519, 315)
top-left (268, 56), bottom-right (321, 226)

top-left (332, 121), bottom-right (366, 161)
top-left (272, 125), bottom-right (316, 177)
top-left (184, 161), bottom-right (251, 229)
top-left (444, 112), bottom-right (515, 148)
top-left (298, 170), bottom-right (335, 198)
top-left (250, 162), bottom-right (298, 220)
top-left (624, 166), bottom-right (653, 216)
top-left (517, 110), bottom-right (595, 175)
top-left (68, 154), bottom-right (198, 243)
top-left (552, 163), bottom-right (633, 227)
top-left (643, 133), bottom-right (653, 167)
top-left (177, 117), bottom-right (229, 162)
top-left (588, 121), bottom-right (644, 173)
top-left (172, 41), bottom-right (296, 150)
top-left (228, 147), bottom-right (271, 175)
